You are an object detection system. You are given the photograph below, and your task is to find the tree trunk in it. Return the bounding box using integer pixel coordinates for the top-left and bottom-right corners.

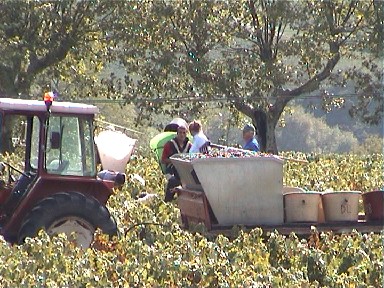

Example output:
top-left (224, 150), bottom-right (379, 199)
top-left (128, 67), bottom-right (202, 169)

top-left (252, 110), bottom-right (278, 154)
top-left (252, 110), bottom-right (267, 152)
top-left (264, 118), bottom-right (278, 154)
top-left (234, 100), bottom-right (283, 155)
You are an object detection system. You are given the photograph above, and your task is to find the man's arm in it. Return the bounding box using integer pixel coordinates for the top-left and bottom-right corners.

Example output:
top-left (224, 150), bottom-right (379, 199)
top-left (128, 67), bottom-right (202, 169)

top-left (161, 142), bottom-right (173, 165)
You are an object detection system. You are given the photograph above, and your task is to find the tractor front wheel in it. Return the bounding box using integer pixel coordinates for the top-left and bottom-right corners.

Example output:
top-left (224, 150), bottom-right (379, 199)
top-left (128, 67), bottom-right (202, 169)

top-left (18, 192), bottom-right (117, 248)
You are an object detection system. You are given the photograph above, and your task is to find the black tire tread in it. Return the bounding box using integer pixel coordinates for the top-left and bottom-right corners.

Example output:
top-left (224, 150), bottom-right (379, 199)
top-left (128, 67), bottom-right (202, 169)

top-left (17, 192), bottom-right (117, 244)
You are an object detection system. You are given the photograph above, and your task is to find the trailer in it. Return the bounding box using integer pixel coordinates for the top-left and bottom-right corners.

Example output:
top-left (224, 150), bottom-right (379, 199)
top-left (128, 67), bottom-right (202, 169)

top-left (170, 151), bottom-right (383, 236)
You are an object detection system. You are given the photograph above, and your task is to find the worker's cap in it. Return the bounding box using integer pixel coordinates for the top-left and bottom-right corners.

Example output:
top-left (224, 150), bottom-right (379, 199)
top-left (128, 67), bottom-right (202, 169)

top-left (170, 118), bottom-right (188, 128)
top-left (177, 124), bottom-right (188, 131)
top-left (165, 117), bottom-right (188, 132)
top-left (242, 123), bottom-right (255, 133)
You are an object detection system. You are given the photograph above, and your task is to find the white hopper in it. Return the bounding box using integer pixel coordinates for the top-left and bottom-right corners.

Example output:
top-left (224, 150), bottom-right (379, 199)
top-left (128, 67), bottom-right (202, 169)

top-left (191, 156), bottom-right (284, 226)
top-left (95, 130), bottom-right (136, 173)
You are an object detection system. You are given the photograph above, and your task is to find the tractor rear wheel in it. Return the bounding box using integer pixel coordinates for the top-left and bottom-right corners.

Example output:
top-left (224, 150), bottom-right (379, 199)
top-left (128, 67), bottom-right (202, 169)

top-left (18, 192), bottom-right (117, 248)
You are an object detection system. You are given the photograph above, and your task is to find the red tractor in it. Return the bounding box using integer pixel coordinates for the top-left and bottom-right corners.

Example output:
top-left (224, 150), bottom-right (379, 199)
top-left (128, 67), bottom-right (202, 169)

top-left (0, 96), bottom-right (126, 248)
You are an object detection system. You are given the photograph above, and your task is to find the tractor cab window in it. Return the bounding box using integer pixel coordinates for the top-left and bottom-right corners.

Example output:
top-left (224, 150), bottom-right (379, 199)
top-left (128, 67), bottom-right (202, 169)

top-left (0, 114), bottom-right (36, 177)
top-left (45, 116), bottom-right (96, 176)
top-left (0, 114), bottom-right (28, 156)
top-left (30, 116), bottom-right (40, 170)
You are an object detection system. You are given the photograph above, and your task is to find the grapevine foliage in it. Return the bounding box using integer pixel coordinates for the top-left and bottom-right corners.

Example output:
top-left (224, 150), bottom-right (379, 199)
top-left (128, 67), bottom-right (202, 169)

top-left (0, 153), bottom-right (382, 287)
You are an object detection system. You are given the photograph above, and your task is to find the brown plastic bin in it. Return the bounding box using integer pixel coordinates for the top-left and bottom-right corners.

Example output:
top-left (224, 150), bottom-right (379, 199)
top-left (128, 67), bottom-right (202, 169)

top-left (362, 190), bottom-right (384, 222)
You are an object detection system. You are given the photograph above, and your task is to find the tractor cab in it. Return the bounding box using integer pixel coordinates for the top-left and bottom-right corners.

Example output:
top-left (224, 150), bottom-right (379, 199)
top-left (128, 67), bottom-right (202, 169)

top-left (0, 97), bottom-right (125, 247)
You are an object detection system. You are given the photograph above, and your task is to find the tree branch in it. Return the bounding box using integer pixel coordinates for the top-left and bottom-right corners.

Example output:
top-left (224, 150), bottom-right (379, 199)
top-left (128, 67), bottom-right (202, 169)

top-left (284, 50), bottom-right (340, 99)
top-left (233, 100), bottom-right (254, 119)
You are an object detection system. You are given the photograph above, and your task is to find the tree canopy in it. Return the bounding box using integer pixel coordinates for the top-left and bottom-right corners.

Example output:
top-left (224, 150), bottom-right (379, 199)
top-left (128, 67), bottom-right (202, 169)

top-left (111, 0), bottom-right (382, 153)
top-left (0, 0), bottom-right (382, 153)
top-left (0, 0), bottom-right (117, 98)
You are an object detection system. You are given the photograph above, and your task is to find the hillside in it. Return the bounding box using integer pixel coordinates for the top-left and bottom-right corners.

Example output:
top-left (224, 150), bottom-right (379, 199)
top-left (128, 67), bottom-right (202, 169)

top-left (298, 98), bottom-right (383, 142)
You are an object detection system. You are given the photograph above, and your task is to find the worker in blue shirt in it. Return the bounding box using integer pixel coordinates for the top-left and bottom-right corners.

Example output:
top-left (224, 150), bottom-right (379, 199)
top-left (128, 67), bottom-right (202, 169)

top-left (242, 123), bottom-right (260, 152)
